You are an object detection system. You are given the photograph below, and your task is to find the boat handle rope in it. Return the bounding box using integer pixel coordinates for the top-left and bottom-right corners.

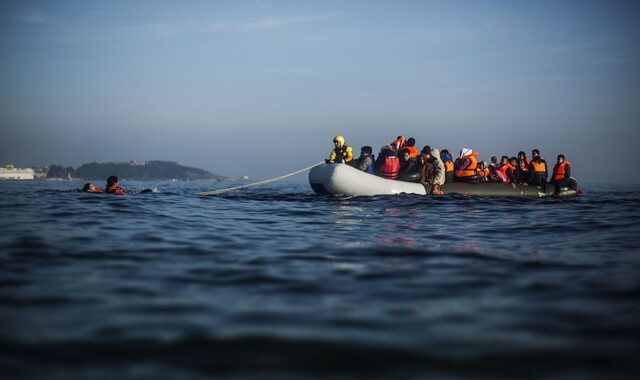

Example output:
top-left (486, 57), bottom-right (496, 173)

top-left (197, 161), bottom-right (325, 196)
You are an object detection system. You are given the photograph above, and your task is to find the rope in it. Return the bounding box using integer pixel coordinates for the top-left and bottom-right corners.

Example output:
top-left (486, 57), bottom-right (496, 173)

top-left (197, 161), bottom-right (325, 196)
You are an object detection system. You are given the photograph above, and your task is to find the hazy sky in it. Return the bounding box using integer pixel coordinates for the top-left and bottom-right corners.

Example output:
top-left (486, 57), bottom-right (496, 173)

top-left (1, 0), bottom-right (639, 182)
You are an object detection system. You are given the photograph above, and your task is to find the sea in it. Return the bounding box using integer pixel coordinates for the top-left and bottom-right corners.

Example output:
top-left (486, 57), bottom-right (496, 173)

top-left (1, 179), bottom-right (639, 379)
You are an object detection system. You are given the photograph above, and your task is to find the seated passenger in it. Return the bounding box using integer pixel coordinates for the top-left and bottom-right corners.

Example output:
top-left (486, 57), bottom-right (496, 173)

top-left (376, 146), bottom-right (400, 180)
top-left (397, 148), bottom-right (421, 182)
top-left (82, 183), bottom-right (103, 193)
top-left (351, 146), bottom-right (375, 173)
top-left (476, 161), bottom-right (490, 183)
top-left (390, 136), bottom-right (406, 153)
top-left (489, 156), bottom-right (498, 174)
top-left (454, 148), bottom-right (481, 183)
top-left (439, 149), bottom-right (455, 183)
top-left (404, 138), bottom-right (419, 158)
top-left (513, 159), bottom-right (529, 185)
top-left (518, 151), bottom-right (531, 166)
top-left (551, 154), bottom-right (572, 195)
top-left (493, 156), bottom-right (515, 183)
top-left (429, 148), bottom-right (445, 195)
top-left (527, 151), bottom-right (548, 186)
top-left (327, 135), bottom-right (353, 164)
top-left (417, 153), bottom-right (434, 186)
top-left (105, 176), bottom-right (126, 195)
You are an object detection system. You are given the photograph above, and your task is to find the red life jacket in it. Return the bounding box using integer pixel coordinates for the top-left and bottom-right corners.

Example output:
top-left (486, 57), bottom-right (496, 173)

top-left (455, 152), bottom-right (480, 177)
top-left (553, 161), bottom-right (571, 181)
top-left (379, 156), bottom-right (400, 180)
top-left (497, 163), bottom-right (515, 183)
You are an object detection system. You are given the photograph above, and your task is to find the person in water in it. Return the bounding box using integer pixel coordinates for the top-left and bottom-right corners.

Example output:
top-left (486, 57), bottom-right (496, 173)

top-left (351, 146), bottom-right (375, 173)
top-left (327, 135), bottom-right (353, 164)
top-left (82, 183), bottom-right (103, 193)
top-left (455, 148), bottom-right (480, 183)
top-left (527, 150), bottom-right (548, 186)
top-left (551, 154), bottom-right (571, 195)
top-left (105, 176), bottom-right (126, 195)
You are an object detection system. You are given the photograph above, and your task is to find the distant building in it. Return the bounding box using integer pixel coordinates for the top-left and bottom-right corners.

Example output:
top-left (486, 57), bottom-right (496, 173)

top-left (0, 164), bottom-right (35, 180)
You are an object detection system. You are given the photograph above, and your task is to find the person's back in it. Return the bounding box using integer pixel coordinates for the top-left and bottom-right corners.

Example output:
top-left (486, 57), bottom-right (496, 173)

top-left (105, 176), bottom-right (126, 195)
top-left (528, 156), bottom-right (547, 186)
top-left (377, 148), bottom-right (400, 180)
top-left (527, 149), bottom-right (548, 186)
top-left (454, 148), bottom-right (480, 183)
top-left (440, 149), bottom-right (455, 183)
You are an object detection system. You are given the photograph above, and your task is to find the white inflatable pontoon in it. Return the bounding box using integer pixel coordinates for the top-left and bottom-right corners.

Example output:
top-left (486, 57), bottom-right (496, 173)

top-left (309, 163), bottom-right (578, 197)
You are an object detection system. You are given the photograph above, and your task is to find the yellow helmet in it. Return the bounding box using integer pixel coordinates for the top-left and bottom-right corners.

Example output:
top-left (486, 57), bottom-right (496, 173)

top-left (333, 135), bottom-right (345, 143)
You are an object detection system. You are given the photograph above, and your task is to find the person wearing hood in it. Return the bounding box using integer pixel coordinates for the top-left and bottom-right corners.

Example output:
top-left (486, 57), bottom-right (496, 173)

top-left (429, 148), bottom-right (445, 195)
top-left (397, 148), bottom-right (421, 182)
top-left (454, 148), bottom-right (481, 183)
top-left (351, 146), bottom-right (375, 173)
top-left (476, 161), bottom-right (490, 183)
top-left (327, 135), bottom-right (353, 164)
top-left (440, 149), bottom-right (455, 183)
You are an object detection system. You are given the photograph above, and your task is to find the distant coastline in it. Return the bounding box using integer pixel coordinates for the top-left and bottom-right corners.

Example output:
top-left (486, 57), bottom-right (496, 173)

top-left (45, 160), bottom-right (227, 181)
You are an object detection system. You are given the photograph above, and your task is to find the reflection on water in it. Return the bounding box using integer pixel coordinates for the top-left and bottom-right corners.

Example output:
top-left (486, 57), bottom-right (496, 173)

top-left (0, 181), bottom-right (639, 378)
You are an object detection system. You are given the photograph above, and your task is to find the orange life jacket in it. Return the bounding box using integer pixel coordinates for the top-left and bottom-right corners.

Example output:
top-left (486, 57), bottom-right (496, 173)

top-left (531, 161), bottom-right (546, 173)
top-left (405, 146), bottom-right (419, 158)
top-left (379, 156), bottom-right (400, 180)
top-left (477, 168), bottom-right (490, 177)
top-left (455, 152), bottom-right (480, 177)
top-left (105, 184), bottom-right (126, 195)
top-left (390, 136), bottom-right (406, 151)
top-left (444, 161), bottom-right (454, 172)
top-left (497, 163), bottom-right (515, 183)
top-left (553, 161), bottom-right (571, 181)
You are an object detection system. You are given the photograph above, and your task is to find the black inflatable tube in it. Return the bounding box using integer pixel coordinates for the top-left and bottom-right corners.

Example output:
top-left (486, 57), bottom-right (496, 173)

top-left (440, 178), bottom-right (578, 197)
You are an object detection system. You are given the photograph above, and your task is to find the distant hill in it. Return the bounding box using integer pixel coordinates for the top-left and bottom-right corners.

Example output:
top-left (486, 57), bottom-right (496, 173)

top-left (47, 161), bottom-right (225, 181)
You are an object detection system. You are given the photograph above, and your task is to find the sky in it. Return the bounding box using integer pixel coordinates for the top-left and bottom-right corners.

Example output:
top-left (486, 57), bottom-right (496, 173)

top-left (1, 0), bottom-right (639, 183)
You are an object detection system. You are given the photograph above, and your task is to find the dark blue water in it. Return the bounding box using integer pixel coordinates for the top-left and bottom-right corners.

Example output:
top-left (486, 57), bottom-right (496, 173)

top-left (1, 180), bottom-right (639, 379)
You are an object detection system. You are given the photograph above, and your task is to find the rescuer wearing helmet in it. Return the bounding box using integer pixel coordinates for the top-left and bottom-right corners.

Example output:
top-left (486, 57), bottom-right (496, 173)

top-left (327, 135), bottom-right (354, 164)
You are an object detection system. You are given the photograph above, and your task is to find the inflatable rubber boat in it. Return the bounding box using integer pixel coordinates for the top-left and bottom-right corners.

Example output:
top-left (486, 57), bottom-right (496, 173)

top-left (309, 163), bottom-right (579, 197)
